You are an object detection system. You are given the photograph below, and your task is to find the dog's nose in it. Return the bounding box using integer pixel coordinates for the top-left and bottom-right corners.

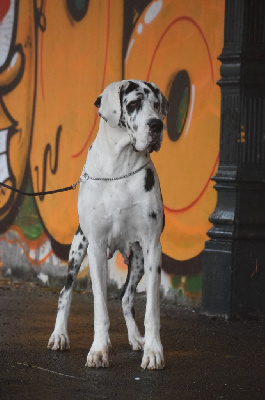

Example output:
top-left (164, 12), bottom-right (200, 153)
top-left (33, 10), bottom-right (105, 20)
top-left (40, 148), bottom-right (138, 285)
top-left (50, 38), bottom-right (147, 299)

top-left (148, 118), bottom-right (163, 134)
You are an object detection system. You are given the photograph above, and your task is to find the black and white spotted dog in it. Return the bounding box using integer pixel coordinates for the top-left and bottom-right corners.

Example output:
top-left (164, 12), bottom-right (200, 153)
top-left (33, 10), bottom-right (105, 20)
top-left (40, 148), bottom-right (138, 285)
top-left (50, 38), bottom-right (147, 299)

top-left (48, 80), bottom-right (169, 370)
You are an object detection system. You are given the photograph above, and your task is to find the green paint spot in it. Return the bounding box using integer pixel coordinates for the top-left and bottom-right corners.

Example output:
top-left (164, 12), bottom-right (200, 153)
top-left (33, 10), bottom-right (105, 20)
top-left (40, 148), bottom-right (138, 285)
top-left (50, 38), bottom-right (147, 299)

top-left (176, 87), bottom-right (189, 136)
top-left (171, 275), bottom-right (181, 289)
top-left (184, 274), bottom-right (202, 294)
top-left (178, 288), bottom-right (184, 297)
top-left (167, 70), bottom-right (190, 142)
top-left (75, 0), bottom-right (86, 10)
top-left (15, 181), bottom-right (43, 240)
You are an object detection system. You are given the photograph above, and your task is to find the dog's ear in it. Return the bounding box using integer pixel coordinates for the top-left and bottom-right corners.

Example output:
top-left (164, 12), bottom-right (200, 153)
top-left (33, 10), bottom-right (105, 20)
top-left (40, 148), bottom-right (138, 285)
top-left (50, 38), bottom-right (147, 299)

top-left (94, 81), bottom-right (123, 128)
top-left (159, 91), bottom-right (170, 120)
top-left (148, 82), bottom-right (169, 120)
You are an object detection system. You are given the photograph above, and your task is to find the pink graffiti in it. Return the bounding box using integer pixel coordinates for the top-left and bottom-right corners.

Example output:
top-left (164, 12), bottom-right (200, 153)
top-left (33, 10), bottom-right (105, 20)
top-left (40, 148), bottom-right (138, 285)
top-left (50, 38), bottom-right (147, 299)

top-left (0, 0), bottom-right (10, 24)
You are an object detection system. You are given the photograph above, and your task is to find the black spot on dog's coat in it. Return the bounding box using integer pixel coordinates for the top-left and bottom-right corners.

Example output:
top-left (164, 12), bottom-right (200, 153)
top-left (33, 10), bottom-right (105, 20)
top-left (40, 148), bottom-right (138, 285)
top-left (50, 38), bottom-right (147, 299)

top-left (149, 211), bottom-right (157, 220)
top-left (65, 258), bottom-right (75, 289)
top-left (65, 273), bottom-right (74, 290)
top-left (125, 81), bottom-right (139, 95)
top-left (145, 168), bottom-right (155, 191)
top-left (75, 225), bottom-right (83, 236)
top-left (69, 258), bottom-right (75, 270)
top-left (120, 251), bottom-right (134, 299)
top-left (144, 82), bottom-right (159, 99)
top-left (119, 118), bottom-right (126, 128)
top-left (78, 243), bottom-right (83, 250)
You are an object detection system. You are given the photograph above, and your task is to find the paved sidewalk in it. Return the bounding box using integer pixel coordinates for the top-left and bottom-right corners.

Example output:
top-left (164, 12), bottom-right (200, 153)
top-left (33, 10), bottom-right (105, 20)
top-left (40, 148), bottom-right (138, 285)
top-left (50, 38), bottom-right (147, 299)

top-left (0, 278), bottom-right (265, 400)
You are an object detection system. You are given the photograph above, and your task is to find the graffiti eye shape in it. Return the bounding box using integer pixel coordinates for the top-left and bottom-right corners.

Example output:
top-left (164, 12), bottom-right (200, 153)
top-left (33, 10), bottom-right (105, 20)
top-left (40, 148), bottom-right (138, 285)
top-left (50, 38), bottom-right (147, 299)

top-left (167, 70), bottom-right (190, 142)
top-left (67, 0), bottom-right (89, 22)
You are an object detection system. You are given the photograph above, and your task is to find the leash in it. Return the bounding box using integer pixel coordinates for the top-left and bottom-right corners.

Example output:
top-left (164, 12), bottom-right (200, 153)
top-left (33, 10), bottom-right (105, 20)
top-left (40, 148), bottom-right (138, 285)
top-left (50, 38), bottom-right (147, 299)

top-left (0, 181), bottom-right (80, 197)
top-left (0, 162), bottom-right (149, 197)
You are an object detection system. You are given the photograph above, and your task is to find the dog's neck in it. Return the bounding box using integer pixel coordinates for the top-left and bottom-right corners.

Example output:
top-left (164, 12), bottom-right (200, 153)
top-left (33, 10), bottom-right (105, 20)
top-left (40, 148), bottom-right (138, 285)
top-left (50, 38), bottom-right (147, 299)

top-left (84, 119), bottom-right (150, 178)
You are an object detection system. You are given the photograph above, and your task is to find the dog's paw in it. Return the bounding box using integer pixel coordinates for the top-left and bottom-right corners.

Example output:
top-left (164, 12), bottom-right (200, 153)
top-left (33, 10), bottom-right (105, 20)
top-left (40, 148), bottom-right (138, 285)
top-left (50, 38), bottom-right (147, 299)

top-left (85, 348), bottom-right (109, 368)
top-left (47, 331), bottom-right (70, 351)
top-left (129, 333), bottom-right (145, 351)
top-left (141, 347), bottom-right (164, 370)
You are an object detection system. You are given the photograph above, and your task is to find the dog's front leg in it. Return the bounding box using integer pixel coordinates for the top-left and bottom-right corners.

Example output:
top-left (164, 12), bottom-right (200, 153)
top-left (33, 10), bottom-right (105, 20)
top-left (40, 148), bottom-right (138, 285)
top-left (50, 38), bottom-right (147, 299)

top-left (86, 246), bottom-right (110, 368)
top-left (48, 228), bottom-right (88, 351)
top-left (141, 242), bottom-right (164, 370)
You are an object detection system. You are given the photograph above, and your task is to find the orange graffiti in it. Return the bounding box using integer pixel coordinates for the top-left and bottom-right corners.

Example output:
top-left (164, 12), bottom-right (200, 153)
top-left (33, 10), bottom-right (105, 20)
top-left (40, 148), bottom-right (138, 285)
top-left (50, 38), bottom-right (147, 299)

top-left (0, 225), bottom-right (56, 267)
top-left (30, 0), bottom-right (123, 245)
top-left (125, 0), bottom-right (224, 262)
top-left (0, 0), bottom-right (225, 288)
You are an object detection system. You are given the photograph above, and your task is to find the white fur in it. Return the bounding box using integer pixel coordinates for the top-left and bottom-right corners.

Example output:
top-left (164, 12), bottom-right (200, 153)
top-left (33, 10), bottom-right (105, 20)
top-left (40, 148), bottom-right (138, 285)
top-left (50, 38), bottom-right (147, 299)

top-left (48, 80), bottom-right (169, 370)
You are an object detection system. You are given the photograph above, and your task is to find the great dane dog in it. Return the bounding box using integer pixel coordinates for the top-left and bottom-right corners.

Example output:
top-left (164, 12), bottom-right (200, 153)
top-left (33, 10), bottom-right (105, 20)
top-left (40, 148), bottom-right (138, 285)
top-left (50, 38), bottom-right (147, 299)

top-left (48, 80), bottom-right (169, 370)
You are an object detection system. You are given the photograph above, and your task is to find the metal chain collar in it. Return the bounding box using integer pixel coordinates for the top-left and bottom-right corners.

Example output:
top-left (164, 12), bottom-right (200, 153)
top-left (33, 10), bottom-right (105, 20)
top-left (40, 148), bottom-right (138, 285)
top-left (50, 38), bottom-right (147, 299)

top-left (77, 161), bottom-right (150, 184)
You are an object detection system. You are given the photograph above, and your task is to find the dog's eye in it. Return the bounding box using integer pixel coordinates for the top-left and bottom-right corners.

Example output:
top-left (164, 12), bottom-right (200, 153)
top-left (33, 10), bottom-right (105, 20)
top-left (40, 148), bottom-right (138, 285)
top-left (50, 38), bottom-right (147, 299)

top-left (127, 99), bottom-right (141, 114)
top-left (154, 102), bottom-right (160, 110)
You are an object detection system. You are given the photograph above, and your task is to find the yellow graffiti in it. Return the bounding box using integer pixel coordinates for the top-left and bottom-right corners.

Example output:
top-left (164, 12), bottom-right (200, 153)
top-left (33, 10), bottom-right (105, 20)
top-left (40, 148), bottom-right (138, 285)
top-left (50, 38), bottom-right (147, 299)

top-left (125, 0), bottom-right (224, 262)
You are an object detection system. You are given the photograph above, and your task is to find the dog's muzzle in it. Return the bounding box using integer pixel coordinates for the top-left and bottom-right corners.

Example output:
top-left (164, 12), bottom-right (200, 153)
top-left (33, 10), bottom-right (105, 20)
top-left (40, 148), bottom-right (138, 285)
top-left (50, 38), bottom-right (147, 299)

top-left (148, 118), bottom-right (163, 152)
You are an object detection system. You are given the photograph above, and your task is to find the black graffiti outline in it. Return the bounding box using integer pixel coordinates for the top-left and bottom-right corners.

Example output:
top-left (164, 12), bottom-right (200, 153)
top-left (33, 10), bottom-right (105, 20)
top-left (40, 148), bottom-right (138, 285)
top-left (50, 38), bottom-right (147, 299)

top-left (0, 1), bottom-right (27, 223)
top-left (34, 125), bottom-right (62, 201)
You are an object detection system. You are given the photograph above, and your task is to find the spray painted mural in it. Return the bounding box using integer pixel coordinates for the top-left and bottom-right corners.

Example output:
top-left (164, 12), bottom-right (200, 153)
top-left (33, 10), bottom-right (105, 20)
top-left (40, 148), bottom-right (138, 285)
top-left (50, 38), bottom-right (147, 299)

top-left (0, 0), bottom-right (224, 306)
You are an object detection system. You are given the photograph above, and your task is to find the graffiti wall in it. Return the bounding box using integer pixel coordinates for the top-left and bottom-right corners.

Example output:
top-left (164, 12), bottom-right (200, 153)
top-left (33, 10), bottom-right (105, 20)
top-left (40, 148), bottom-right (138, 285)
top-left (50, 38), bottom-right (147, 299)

top-left (0, 0), bottom-right (224, 306)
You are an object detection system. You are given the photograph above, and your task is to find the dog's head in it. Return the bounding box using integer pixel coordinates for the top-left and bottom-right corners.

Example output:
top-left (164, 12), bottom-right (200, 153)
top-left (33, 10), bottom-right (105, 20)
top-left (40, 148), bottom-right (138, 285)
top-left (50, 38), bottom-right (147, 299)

top-left (94, 80), bottom-right (169, 153)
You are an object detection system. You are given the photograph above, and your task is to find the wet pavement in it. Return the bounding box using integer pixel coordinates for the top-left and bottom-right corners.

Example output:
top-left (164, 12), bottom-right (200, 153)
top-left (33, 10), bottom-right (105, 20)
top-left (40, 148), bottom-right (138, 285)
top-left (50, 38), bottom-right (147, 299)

top-left (1, 278), bottom-right (265, 400)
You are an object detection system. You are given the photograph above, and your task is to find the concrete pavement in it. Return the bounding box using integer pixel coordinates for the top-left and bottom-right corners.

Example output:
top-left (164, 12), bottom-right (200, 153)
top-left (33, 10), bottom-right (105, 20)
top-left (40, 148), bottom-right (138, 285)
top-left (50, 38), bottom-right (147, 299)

top-left (0, 278), bottom-right (265, 400)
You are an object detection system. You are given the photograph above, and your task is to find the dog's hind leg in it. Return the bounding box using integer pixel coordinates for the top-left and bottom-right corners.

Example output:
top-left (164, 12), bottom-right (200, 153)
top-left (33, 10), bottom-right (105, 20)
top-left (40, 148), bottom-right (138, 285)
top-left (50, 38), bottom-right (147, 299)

top-left (121, 242), bottom-right (145, 351)
top-left (48, 225), bottom-right (88, 351)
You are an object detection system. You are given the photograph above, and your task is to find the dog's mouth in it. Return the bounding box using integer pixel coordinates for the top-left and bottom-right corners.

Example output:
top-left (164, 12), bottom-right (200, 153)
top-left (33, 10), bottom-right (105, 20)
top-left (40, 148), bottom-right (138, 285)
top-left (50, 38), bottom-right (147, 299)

top-left (128, 118), bottom-right (163, 153)
top-left (130, 134), bottom-right (162, 153)
top-left (147, 140), bottom-right (162, 153)
top-left (147, 118), bottom-right (163, 153)
top-left (130, 138), bottom-right (162, 153)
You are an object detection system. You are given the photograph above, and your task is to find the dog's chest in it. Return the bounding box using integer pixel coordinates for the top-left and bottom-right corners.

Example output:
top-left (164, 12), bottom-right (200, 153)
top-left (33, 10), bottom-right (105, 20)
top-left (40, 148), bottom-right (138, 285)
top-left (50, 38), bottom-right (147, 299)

top-left (78, 176), bottom-right (162, 248)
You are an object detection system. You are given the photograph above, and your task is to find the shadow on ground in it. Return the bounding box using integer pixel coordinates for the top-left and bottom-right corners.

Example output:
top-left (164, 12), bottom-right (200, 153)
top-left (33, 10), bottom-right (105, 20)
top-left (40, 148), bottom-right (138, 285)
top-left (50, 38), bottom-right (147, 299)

top-left (0, 278), bottom-right (265, 399)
